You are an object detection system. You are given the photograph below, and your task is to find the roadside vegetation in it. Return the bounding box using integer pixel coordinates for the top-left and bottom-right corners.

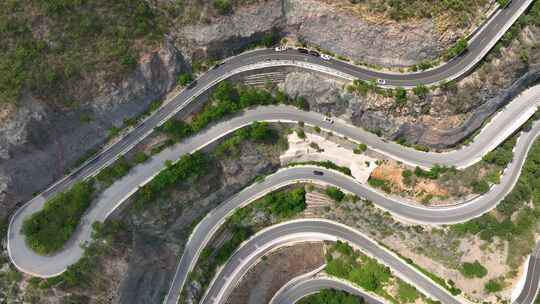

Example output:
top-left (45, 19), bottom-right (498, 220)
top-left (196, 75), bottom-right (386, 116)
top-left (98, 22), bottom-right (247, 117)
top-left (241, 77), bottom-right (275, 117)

top-left (489, 0), bottom-right (540, 56)
top-left (21, 80), bottom-right (294, 255)
top-left (298, 289), bottom-right (364, 304)
top-left (182, 186), bottom-right (307, 303)
top-left (367, 128), bottom-right (523, 205)
top-left (324, 241), bottom-right (439, 304)
top-left (157, 80), bottom-right (308, 147)
top-left (134, 152), bottom-right (210, 207)
top-left (451, 138), bottom-right (540, 268)
top-left (22, 181), bottom-right (95, 254)
top-left (287, 160), bottom-right (352, 176)
top-left (21, 220), bottom-right (129, 300)
top-left (313, 178), bottom-right (536, 301)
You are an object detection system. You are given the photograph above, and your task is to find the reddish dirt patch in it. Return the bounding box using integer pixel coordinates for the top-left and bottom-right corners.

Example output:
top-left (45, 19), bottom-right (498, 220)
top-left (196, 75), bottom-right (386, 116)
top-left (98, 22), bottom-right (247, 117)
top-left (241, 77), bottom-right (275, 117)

top-left (370, 160), bottom-right (449, 199)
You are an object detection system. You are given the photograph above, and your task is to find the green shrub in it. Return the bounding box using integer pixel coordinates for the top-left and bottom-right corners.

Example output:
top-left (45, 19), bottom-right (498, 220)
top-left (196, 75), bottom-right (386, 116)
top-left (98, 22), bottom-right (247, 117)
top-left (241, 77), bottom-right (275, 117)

top-left (96, 157), bottom-right (131, 187)
top-left (353, 143), bottom-right (368, 154)
top-left (460, 260), bottom-right (488, 278)
top-left (297, 129), bottom-right (306, 139)
top-left (287, 160), bottom-right (352, 176)
top-left (177, 73), bottom-right (193, 85)
top-left (413, 85), bottom-right (429, 98)
top-left (394, 87), bottom-right (407, 105)
top-left (397, 281), bottom-right (420, 303)
top-left (485, 279), bottom-right (503, 293)
top-left (471, 180), bottom-right (490, 194)
top-left (294, 96), bottom-right (310, 110)
top-left (402, 169), bottom-right (414, 186)
top-left (445, 38), bottom-right (468, 60)
top-left (326, 186), bottom-right (345, 202)
top-left (413, 144), bottom-right (430, 152)
top-left (262, 188), bottom-right (306, 219)
top-left (213, 0), bottom-right (231, 14)
top-left (326, 242), bottom-right (391, 293)
top-left (22, 181), bottom-right (95, 254)
top-left (135, 152), bottom-right (209, 205)
top-left (497, 0), bottom-right (511, 8)
top-left (134, 151), bottom-right (149, 164)
top-left (414, 165), bottom-right (447, 179)
top-left (368, 178), bottom-right (391, 193)
top-left (298, 289), bottom-right (362, 304)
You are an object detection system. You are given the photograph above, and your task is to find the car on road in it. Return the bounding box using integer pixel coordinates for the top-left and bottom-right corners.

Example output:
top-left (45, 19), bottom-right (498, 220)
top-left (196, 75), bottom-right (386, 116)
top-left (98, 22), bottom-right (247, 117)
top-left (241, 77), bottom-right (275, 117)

top-left (324, 116), bottom-right (334, 124)
top-left (297, 48), bottom-right (309, 54)
top-left (211, 63), bottom-right (223, 70)
top-left (274, 46), bottom-right (286, 52)
top-left (187, 81), bottom-right (197, 89)
top-left (309, 50), bottom-right (320, 57)
top-left (377, 79), bottom-right (386, 85)
top-left (321, 54), bottom-right (331, 61)
top-left (313, 170), bottom-right (324, 176)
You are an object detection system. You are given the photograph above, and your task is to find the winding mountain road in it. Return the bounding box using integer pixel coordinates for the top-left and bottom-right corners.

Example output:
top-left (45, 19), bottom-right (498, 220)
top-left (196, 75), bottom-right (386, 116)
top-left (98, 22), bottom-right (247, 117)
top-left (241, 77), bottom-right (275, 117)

top-left (198, 219), bottom-right (463, 304)
top-left (5, 0), bottom-right (540, 303)
top-left (270, 275), bottom-right (386, 304)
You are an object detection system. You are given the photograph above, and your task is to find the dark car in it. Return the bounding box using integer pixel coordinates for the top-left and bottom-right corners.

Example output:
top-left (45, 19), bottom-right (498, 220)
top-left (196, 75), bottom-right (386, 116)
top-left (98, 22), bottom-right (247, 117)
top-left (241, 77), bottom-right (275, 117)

top-left (309, 50), bottom-right (320, 57)
top-left (187, 80), bottom-right (197, 89)
top-left (211, 63), bottom-right (223, 70)
top-left (313, 170), bottom-right (324, 176)
top-left (297, 48), bottom-right (309, 54)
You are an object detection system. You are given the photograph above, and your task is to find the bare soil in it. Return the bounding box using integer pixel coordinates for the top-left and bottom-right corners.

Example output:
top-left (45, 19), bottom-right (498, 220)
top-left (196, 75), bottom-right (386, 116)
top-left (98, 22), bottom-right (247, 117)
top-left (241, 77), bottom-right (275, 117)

top-left (226, 242), bottom-right (325, 304)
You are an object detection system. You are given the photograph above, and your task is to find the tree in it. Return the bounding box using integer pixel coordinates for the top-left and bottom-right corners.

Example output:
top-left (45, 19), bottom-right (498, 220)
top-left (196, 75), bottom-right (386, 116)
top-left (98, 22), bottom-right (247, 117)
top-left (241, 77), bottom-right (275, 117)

top-left (177, 73), bottom-right (193, 86)
top-left (248, 121), bottom-right (276, 142)
top-left (460, 260), bottom-right (487, 278)
top-left (213, 0), bottom-right (231, 14)
top-left (297, 129), bottom-right (306, 139)
top-left (326, 186), bottom-right (345, 202)
top-left (22, 181), bottom-right (95, 254)
top-left (445, 38), bottom-right (468, 60)
top-left (353, 143), bottom-right (367, 154)
top-left (134, 151), bottom-right (149, 164)
top-left (413, 85), bottom-right (429, 98)
top-left (485, 279), bottom-right (503, 293)
top-left (294, 96), bottom-right (310, 111)
top-left (471, 180), bottom-right (489, 194)
top-left (394, 87), bottom-right (407, 105)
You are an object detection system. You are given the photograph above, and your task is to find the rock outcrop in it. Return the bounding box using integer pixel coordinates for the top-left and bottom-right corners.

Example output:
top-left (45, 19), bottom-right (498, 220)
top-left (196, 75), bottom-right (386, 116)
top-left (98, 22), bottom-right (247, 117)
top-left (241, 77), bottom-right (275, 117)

top-left (0, 0), bottom-right (473, 215)
top-left (116, 140), bottom-right (281, 304)
top-left (281, 66), bottom-right (540, 149)
top-left (173, 0), bottom-right (457, 66)
top-left (0, 41), bottom-right (186, 217)
top-left (284, 0), bottom-right (450, 67)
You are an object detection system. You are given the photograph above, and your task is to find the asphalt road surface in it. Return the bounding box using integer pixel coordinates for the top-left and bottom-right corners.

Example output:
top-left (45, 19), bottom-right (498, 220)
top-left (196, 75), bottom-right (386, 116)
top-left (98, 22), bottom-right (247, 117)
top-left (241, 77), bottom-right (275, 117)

top-left (9, 96), bottom-right (540, 276)
top-left (5, 0), bottom-right (538, 301)
top-left (163, 111), bottom-right (540, 303)
top-left (199, 220), bottom-right (461, 304)
top-left (515, 242), bottom-right (540, 304)
top-left (271, 275), bottom-right (385, 304)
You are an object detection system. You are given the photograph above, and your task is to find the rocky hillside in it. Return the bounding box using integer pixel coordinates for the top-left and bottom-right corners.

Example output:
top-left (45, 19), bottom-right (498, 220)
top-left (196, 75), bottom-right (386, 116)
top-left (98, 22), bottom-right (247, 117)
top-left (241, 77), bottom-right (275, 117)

top-left (0, 0), bottom-right (493, 219)
top-left (0, 129), bottom-right (282, 304)
top-left (282, 25), bottom-right (540, 149)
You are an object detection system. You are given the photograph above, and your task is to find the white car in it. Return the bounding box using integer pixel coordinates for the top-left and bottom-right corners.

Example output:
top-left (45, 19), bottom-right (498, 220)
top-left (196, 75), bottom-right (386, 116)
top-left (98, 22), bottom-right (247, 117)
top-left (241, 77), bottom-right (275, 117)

top-left (321, 54), bottom-right (331, 61)
top-left (377, 79), bottom-right (386, 85)
top-left (274, 46), bottom-right (286, 52)
top-left (324, 116), bottom-right (334, 124)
